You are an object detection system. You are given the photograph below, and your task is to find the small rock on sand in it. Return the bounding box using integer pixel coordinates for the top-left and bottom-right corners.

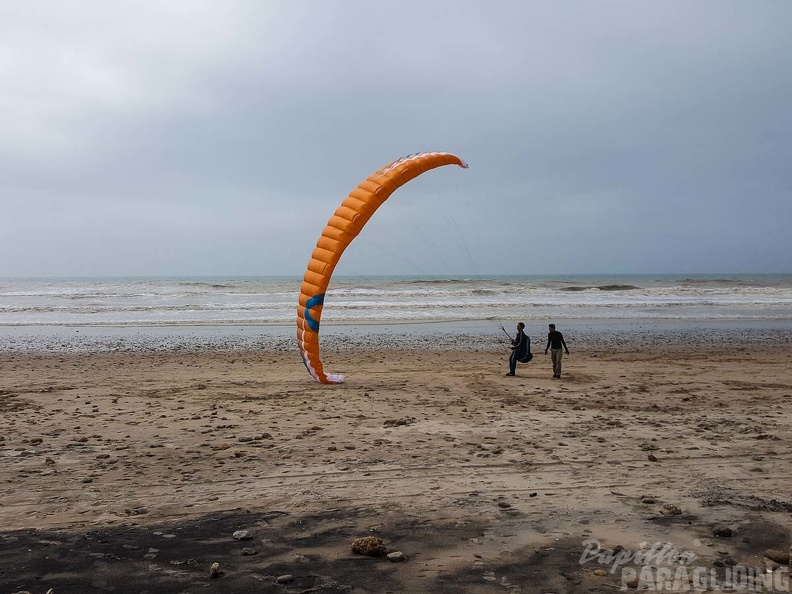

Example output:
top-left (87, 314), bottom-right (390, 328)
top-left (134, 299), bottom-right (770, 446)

top-left (624, 576), bottom-right (640, 589)
top-left (351, 536), bottom-right (387, 556)
top-left (764, 549), bottom-right (789, 564)
top-left (387, 551), bottom-right (406, 562)
top-left (384, 417), bottom-right (415, 427)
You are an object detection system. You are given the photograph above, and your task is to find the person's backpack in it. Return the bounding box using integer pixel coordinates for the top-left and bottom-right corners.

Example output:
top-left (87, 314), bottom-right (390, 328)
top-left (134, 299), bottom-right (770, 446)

top-left (518, 335), bottom-right (532, 363)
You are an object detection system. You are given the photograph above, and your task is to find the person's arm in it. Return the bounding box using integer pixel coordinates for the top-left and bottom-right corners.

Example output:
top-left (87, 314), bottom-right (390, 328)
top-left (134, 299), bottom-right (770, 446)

top-left (544, 334), bottom-right (550, 354)
top-left (513, 332), bottom-right (522, 349)
top-left (561, 334), bottom-right (569, 354)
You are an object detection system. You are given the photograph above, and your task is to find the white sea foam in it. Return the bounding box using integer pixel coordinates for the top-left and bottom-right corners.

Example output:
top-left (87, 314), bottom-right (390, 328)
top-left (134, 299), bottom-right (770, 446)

top-left (0, 274), bottom-right (790, 326)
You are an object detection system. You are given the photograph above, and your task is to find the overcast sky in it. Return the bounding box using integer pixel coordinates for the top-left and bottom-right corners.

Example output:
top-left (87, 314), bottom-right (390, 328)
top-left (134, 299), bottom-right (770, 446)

top-left (2, 1), bottom-right (790, 278)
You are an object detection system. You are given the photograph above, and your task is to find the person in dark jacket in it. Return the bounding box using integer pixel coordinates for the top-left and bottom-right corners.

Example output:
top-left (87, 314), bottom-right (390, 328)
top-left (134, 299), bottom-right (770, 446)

top-left (506, 322), bottom-right (530, 376)
top-left (544, 323), bottom-right (569, 379)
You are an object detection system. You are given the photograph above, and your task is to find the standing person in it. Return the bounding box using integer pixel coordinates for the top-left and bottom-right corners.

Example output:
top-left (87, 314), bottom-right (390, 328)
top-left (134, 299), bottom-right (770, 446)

top-left (544, 323), bottom-right (569, 379)
top-left (506, 322), bottom-right (530, 376)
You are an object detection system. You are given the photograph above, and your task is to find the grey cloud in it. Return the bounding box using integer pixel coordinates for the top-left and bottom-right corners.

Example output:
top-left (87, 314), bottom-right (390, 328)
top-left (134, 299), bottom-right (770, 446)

top-left (2, 0), bottom-right (791, 276)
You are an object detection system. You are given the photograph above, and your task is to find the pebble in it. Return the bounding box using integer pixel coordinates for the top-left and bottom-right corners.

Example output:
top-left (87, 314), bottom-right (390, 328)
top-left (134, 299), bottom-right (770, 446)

top-left (660, 503), bottom-right (681, 516)
top-left (276, 574), bottom-right (294, 584)
top-left (765, 549), bottom-right (790, 564)
top-left (209, 562), bottom-right (222, 578)
top-left (387, 551), bottom-right (406, 562)
top-left (351, 536), bottom-right (387, 556)
top-left (384, 417), bottom-right (415, 427)
top-left (233, 530), bottom-right (252, 540)
top-left (242, 547), bottom-right (258, 556)
top-left (624, 576), bottom-right (640, 588)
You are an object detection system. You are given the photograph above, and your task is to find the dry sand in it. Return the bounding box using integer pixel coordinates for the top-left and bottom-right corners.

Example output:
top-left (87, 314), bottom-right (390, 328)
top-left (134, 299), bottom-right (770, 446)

top-left (1, 341), bottom-right (791, 593)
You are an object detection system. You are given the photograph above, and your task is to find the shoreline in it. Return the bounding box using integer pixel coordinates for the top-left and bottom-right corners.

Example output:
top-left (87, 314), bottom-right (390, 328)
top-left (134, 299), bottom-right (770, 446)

top-left (1, 318), bottom-right (790, 354)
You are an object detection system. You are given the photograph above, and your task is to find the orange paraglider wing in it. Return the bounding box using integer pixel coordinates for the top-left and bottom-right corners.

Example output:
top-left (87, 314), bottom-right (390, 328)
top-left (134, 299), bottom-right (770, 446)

top-left (296, 151), bottom-right (468, 383)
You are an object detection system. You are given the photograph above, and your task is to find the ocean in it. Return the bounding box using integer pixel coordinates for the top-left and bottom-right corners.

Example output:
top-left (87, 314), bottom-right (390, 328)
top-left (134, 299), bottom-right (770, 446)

top-left (1, 274), bottom-right (790, 352)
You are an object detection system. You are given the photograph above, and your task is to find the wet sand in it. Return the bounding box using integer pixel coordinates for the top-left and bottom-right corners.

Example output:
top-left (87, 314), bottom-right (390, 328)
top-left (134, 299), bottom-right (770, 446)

top-left (1, 338), bottom-right (791, 592)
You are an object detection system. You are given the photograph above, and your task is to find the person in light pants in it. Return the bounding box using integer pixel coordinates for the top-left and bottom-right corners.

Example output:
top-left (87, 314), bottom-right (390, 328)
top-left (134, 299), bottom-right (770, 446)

top-left (544, 323), bottom-right (569, 379)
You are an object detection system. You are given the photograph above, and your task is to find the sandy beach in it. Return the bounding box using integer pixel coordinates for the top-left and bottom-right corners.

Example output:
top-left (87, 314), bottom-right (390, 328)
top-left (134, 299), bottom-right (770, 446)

top-left (1, 334), bottom-right (791, 593)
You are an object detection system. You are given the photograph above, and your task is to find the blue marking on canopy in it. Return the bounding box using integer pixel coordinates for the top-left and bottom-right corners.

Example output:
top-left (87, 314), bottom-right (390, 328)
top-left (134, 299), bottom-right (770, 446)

top-left (305, 293), bottom-right (324, 332)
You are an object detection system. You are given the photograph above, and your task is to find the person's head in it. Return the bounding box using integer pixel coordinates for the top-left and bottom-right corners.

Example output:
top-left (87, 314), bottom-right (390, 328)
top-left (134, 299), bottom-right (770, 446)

top-left (549, 323), bottom-right (556, 331)
top-left (517, 322), bottom-right (525, 330)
